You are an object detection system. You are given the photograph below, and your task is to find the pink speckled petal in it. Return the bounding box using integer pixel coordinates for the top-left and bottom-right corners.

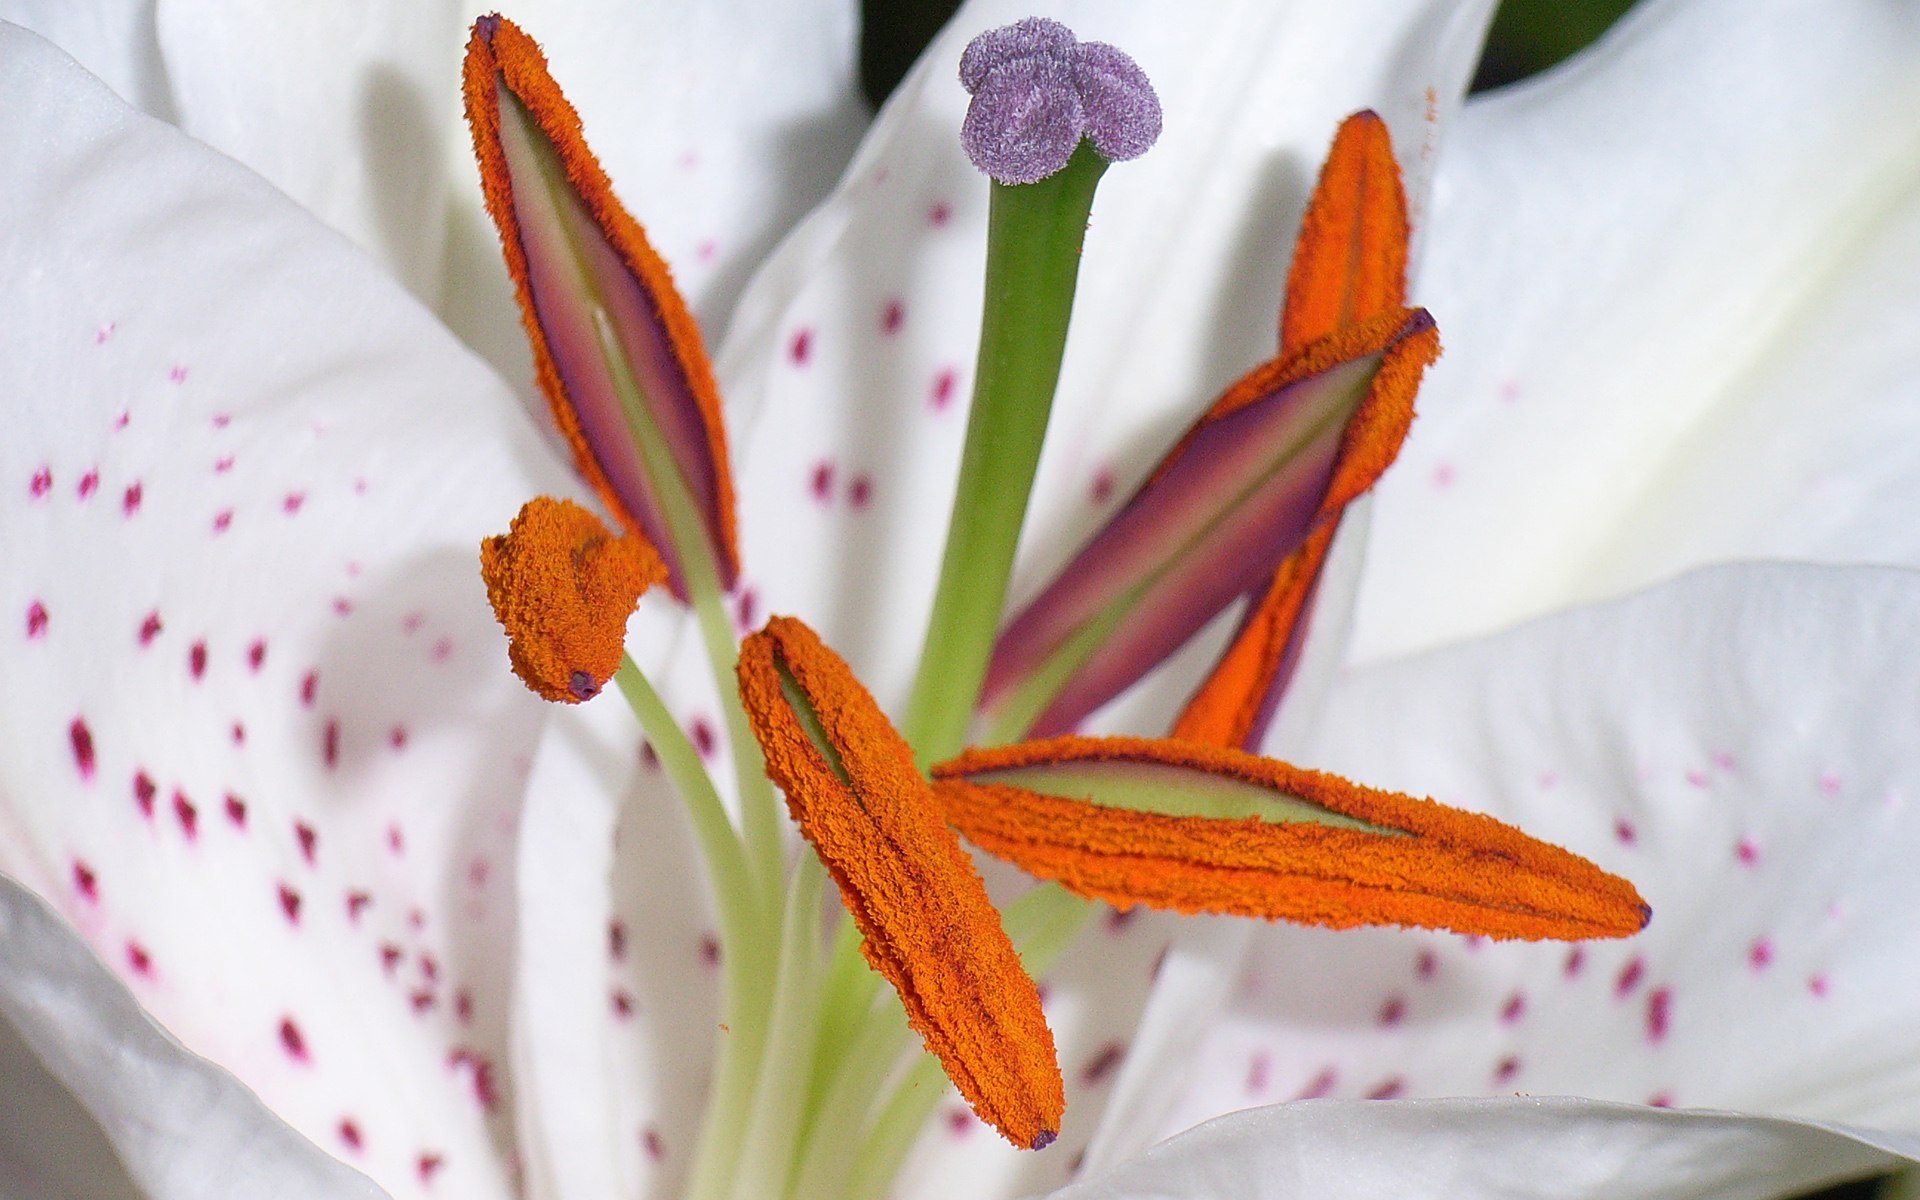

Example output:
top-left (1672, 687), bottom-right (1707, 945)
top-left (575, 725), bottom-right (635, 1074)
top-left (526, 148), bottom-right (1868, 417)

top-left (1161, 564), bottom-right (1920, 1143)
top-left (0, 24), bottom-right (571, 1199)
top-left (0, 873), bottom-right (392, 1199)
top-left (1054, 1098), bottom-right (1916, 1200)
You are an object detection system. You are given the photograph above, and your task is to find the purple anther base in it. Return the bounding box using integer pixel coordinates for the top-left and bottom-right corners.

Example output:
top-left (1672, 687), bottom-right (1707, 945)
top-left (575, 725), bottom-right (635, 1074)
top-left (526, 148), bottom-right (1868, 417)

top-left (959, 17), bottom-right (1161, 184)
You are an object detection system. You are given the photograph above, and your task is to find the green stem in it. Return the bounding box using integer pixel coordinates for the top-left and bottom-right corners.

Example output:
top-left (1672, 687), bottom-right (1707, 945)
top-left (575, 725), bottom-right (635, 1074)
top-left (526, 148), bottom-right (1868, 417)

top-left (845, 1054), bottom-right (948, 1200)
top-left (901, 141), bottom-right (1110, 768)
top-left (789, 979), bottom-right (910, 1200)
top-left (728, 854), bottom-right (827, 1200)
top-left (616, 658), bottom-right (774, 1200)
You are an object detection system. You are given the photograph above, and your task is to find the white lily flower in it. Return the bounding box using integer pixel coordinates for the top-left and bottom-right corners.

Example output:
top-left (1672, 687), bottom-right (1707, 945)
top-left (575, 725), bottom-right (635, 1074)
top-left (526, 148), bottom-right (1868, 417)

top-left (5, 2), bottom-right (1917, 1200)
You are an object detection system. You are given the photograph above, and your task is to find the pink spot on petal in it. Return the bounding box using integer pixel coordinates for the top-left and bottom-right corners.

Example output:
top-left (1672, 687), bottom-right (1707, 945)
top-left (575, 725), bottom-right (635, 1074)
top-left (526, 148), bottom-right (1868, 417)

top-left (323, 720), bottom-right (339, 769)
top-left (1239, 1052), bottom-right (1271, 1095)
top-left (189, 641), bottom-right (207, 680)
top-left (1416, 949), bottom-right (1438, 980)
top-left (332, 597), bottom-right (353, 617)
top-left (295, 822), bottom-right (317, 866)
top-left (417, 1153), bottom-right (444, 1183)
top-left (402, 611), bottom-right (426, 634)
top-left (882, 299), bottom-right (905, 335)
top-left (1646, 987), bottom-right (1671, 1042)
top-left (211, 413), bottom-right (229, 429)
top-left (248, 640), bottom-right (266, 671)
top-left (133, 773), bottom-right (156, 818)
top-left (1614, 818), bottom-right (1637, 845)
top-left (1501, 991), bottom-right (1526, 1024)
top-left (389, 726), bottom-right (408, 750)
top-left (346, 891), bottom-right (372, 923)
top-left (114, 411), bottom-right (128, 430)
top-left (282, 492), bottom-right (305, 515)
top-left (431, 636), bottom-right (453, 662)
top-left (643, 1127), bottom-right (664, 1161)
top-left (947, 1108), bottom-right (973, 1136)
top-left (77, 470), bottom-right (98, 499)
top-left (1809, 974), bottom-right (1829, 997)
top-left (1294, 1067), bottom-right (1337, 1101)
top-left (387, 824), bottom-right (405, 855)
top-left (810, 461), bottom-right (835, 503)
top-left (691, 719), bottom-right (716, 759)
top-left (73, 862), bottom-right (98, 901)
top-left (279, 1018), bottom-right (309, 1062)
top-left (381, 945), bottom-right (403, 975)
top-left (609, 920), bottom-right (628, 962)
top-left (29, 468), bottom-right (51, 499)
top-left (338, 1120), bottom-right (363, 1152)
top-left (231, 722), bottom-right (245, 745)
top-left (172, 791), bottom-right (197, 840)
top-left (139, 612), bottom-right (163, 646)
top-left (454, 990), bottom-right (473, 1024)
top-left (1685, 769), bottom-right (1709, 787)
top-left (1615, 956), bottom-right (1645, 998)
top-left (700, 934), bottom-right (720, 966)
top-left (127, 942), bottom-right (152, 976)
top-left (1431, 462), bottom-right (1454, 489)
top-left (95, 324), bottom-right (114, 344)
top-left (788, 328), bottom-right (813, 364)
top-left (1377, 995), bottom-right (1405, 1027)
top-left (930, 368), bottom-right (958, 411)
top-left (301, 671), bottom-right (319, 707)
top-left (735, 587), bottom-right (758, 632)
top-left (168, 365), bottom-right (187, 384)
top-left (928, 201), bottom-right (951, 226)
top-left (1493, 1056), bottom-right (1521, 1085)
top-left (467, 859), bottom-right (488, 888)
top-left (122, 482), bottom-right (142, 515)
top-left (696, 239), bottom-right (717, 263)
top-left (1366, 1077), bottom-right (1405, 1101)
top-left (1749, 938), bottom-right (1773, 970)
top-left (410, 989), bottom-right (436, 1013)
top-left (1080, 1042), bottom-right (1125, 1086)
top-left (278, 884), bottom-right (302, 924)
top-left (213, 455), bottom-right (234, 474)
top-left (225, 793), bottom-right (247, 827)
top-left (1090, 468), bottom-right (1115, 505)
top-left (1564, 946), bottom-right (1586, 978)
top-left (1648, 1093), bottom-right (1673, 1108)
top-left (212, 510), bottom-right (232, 533)
top-left (1736, 838), bottom-right (1759, 865)
top-left (847, 475), bottom-right (872, 509)
top-left (1818, 772), bottom-right (1841, 796)
top-left (26, 602), bottom-right (47, 638)
top-left (612, 989), bottom-right (633, 1018)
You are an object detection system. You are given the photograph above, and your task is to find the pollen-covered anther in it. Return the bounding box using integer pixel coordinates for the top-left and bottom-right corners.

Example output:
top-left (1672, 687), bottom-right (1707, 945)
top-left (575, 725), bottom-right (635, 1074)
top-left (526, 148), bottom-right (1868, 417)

top-left (736, 616), bottom-right (1063, 1149)
top-left (934, 736), bottom-right (1650, 942)
top-left (959, 17), bottom-right (1161, 184)
top-left (481, 496), bottom-right (665, 703)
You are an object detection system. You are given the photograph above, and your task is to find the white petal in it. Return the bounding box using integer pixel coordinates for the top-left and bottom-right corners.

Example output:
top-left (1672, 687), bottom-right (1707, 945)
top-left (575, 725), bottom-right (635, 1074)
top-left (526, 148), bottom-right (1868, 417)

top-left (723, 0), bottom-right (1496, 714)
top-left (1166, 563), bottom-right (1920, 1139)
top-left (0, 874), bottom-right (391, 1199)
top-left (151, 0), bottom-right (465, 298)
top-left (0, 23), bottom-right (571, 1198)
top-left (0, 0), bottom-right (174, 118)
top-left (438, 0), bottom-right (864, 410)
top-left (1355, 0), bottom-right (1920, 663)
top-left (1053, 1097), bottom-right (1915, 1200)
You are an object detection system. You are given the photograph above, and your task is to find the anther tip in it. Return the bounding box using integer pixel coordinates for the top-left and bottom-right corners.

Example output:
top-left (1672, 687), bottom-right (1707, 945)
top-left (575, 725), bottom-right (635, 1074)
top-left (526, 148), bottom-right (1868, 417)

top-left (568, 670), bottom-right (600, 701)
top-left (474, 12), bottom-right (501, 42)
top-left (1030, 1129), bottom-right (1057, 1151)
top-left (1636, 902), bottom-right (1653, 931)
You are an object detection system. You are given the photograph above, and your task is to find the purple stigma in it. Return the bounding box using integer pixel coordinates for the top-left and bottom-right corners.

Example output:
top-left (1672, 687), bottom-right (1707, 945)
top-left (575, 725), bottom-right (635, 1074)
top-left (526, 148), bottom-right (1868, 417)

top-left (959, 18), bottom-right (1160, 184)
top-left (1030, 1128), bottom-right (1057, 1151)
top-left (568, 670), bottom-right (600, 701)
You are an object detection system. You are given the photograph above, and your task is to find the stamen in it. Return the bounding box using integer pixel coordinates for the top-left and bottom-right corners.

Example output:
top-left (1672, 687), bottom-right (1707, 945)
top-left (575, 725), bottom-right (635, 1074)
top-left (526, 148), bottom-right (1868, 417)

top-left (934, 736), bottom-right (1650, 942)
top-left (480, 497), bottom-right (665, 703)
top-left (1175, 112), bottom-right (1423, 749)
top-left (737, 616), bottom-right (1063, 1149)
top-left (464, 16), bottom-right (739, 599)
top-left (959, 17), bottom-right (1161, 184)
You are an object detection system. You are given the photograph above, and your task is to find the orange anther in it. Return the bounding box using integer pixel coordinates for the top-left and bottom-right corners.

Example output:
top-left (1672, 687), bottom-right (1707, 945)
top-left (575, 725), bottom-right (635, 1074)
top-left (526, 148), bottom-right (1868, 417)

top-left (737, 617), bottom-right (1063, 1149)
top-left (481, 496), bottom-right (664, 702)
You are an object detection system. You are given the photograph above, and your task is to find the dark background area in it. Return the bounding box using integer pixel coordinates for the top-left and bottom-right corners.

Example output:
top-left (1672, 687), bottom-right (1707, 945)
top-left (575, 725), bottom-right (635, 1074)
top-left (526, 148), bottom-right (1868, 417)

top-left (857, 0), bottom-right (1643, 109)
